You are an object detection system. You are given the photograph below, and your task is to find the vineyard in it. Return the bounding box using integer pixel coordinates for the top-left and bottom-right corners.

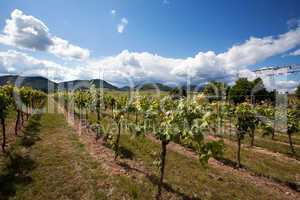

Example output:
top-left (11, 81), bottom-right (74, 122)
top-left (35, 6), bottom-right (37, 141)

top-left (0, 82), bottom-right (299, 200)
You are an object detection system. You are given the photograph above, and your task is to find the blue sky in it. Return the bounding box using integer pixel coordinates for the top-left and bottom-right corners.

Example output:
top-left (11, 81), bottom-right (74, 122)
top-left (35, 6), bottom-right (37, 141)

top-left (0, 0), bottom-right (300, 90)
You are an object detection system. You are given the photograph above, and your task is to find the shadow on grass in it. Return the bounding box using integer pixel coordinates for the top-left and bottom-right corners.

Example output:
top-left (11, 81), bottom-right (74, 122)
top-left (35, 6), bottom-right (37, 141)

top-left (0, 152), bottom-right (36, 200)
top-left (101, 139), bottom-right (135, 160)
top-left (215, 156), bottom-right (300, 192)
top-left (0, 114), bottom-right (42, 200)
top-left (214, 156), bottom-right (243, 169)
top-left (20, 114), bottom-right (42, 147)
top-left (118, 162), bottom-right (200, 200)
top-left (119, 146), bottom-right (135, 159)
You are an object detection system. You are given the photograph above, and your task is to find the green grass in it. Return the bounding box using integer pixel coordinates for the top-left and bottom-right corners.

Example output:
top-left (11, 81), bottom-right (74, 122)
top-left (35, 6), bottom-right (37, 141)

top-left (220, 139), bottom-right (300, 183)
top-left (216, 132), bottom-right (300, 158)
top-left (274, 133), bottom-right (300, 146)
top-left (0, 113), bottom-right (157, 200)
top-left (91, 111), bottom-right (300, 186)
top-left (15, 98), bottom-right (295, 199)
top-left (85, 112), bottom-right (290, 199)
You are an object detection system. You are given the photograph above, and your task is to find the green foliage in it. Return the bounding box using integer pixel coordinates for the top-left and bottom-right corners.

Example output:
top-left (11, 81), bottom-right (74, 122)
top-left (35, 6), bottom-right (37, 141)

top-left (144, 97), bottom-right (178, 142)
top-left (229, 78), bottom-right (273, 104)
top-left (229, 78), bottom-right (253, 104)
top-left (252, 78), bottom-right (273, 103)
top-left (0, 88), bottom-right (10, 119)
top-left (73, 90), bottom-right (93, 110)
top-left (256, 104), bottom-right (275, 137)
top-left (235, 102), bottom-right (257, 139)
top-left (169, 87), bottom-right (187, 99)
top-left (104, 95), bottom-right (116, 110)
top-left (203, 81), bottom-right (228, 102)
top-left (287, 109), bottom-right (300, 135)
top-left (198, 140), bottom-right (224, 165)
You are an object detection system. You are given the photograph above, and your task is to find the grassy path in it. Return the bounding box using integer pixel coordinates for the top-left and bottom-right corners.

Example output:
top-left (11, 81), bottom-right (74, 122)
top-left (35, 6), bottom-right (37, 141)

top-left (3, 102), bottom-right (297, 199)
top-left (82, 110), bottom-right (300, 199)
top-left (145, 134), bottom-right (300, 197)
top-left (206, 134), bottom-right (300, 184)
top-left (0, 113), bottom-right (156, 200)
top-left (214, 132), bottom-right (300, 159)
top-left (87, 110), bottom-right (300, 188)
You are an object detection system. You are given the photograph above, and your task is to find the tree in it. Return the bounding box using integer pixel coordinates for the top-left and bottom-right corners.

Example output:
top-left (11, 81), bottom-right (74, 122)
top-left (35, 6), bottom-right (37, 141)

top-left (234, 102), bottom-right (256, 167)
top-left (229, 78), bottom-right (253, 104)
top-left (229, 78), bottom-right (274, 104)
top-left (104, 95), bottom-right (116, 116)
top-left (206, 101), bottom-right (229, 136)
top-left (252, 78), bottom-right (271, 104)
top-left (249, 108), bottom-right (259, 147)
top-left (146, 96), bottom-right (222, 199)
top-left (90, 84), bottom-right (102, 122)
top-left (0, 88), bottom-right (10, 152)
top-left (112, 108), bottom-right (125, 160)
top-left (20, 87), bottom-right (33, 120)
top-left (287, 109), bottom-right (300, 155)
top-left (226, 103), bottom-right (236, 139)
top-left (73, 90), bottom-right (93, 122)
top-left (169, 87), bottom-right (187, 99)
top-left (256, 104), bottom-right (276, 140)
top-left (177, 96), bottom-right (224, 162)
top-left (145, 97), bottom-right (180, 199)
top-left (203, 81), bottom-right (228, 102)
top-left (135, 95), bottom-right (150, 126)
top-left (2, 85), bottom-right (20, 136)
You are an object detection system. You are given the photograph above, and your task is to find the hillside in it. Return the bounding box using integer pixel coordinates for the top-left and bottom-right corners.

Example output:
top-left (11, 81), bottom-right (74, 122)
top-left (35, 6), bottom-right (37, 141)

top-left (0, 75), bottom-right (57, 92)
top-left (121, 83), bottom-right (173, 91)
top-left (0, 76), bottom-right (120, 91)
top-left (58, 79), bottom-right (119, 90)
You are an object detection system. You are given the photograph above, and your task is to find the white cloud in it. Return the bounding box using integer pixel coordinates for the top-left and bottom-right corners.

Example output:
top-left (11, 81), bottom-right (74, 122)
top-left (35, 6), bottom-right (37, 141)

top-left (49, 37), bottom-right (90, 60)
top-left (0, 9), bottom-right (90, 60)
top-left (85, 25), bottom-right (300, 88)
top-left (275, 80), bottom-right (299, 92)
top-left (111, 9), bottom-right (116, 16)
top-left (218, 27), bottom-right (300, 67)
top-left (0, 50), bottom-right (79, 82)
top-left (171, 25), bottom-right (300, 81)
top-left (290, 49), bottom-right (300, 56)
top-left (117, 18), bottom-right (128, 33)
top-left (1, 18), bottom-right (300, 92)
top-left (261, 77), bottom-right (299, 92)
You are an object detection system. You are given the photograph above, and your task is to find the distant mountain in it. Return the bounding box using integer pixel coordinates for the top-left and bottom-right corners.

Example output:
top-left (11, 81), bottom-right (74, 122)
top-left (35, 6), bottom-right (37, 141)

top-left (0, 76), bottom-right (119, 92)
top-left (58, 79), bottom-right (119, 90)
top-left (119, 86), bottom-right (131, 91)
top-left (180, 84), bottom-right (204, 92)
top-left (134, 83), bottom-right (173, 91)
top-left (0, 75), bottom-right (57, 92)
top-left (0, 75), bottom-right (202, 93)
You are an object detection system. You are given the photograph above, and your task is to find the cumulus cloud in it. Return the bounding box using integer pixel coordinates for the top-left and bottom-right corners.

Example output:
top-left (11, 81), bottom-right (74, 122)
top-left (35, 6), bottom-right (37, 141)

top-left (1, 16), bottom-right (300, 92)
top-left (261, 77), bottom-right (299, 92)
top-left (275, 80), bottom-right (299, 92)
top-left (170, 25), bottom-right (300, 82)
top-left (218, 27), bottom-right (300, 67)
top-left (290, 49), bottom-right (300, 56)
top-left (117, 18), bottom-right (128, 33)
top-left (83, 25), bottom-right (300, 89)
top-left (49, 37), bottom-right (90, 60)
top-left (0, 9), bottom-right (90, 60)
top-left (0, 50), bottom-right (79, 82)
